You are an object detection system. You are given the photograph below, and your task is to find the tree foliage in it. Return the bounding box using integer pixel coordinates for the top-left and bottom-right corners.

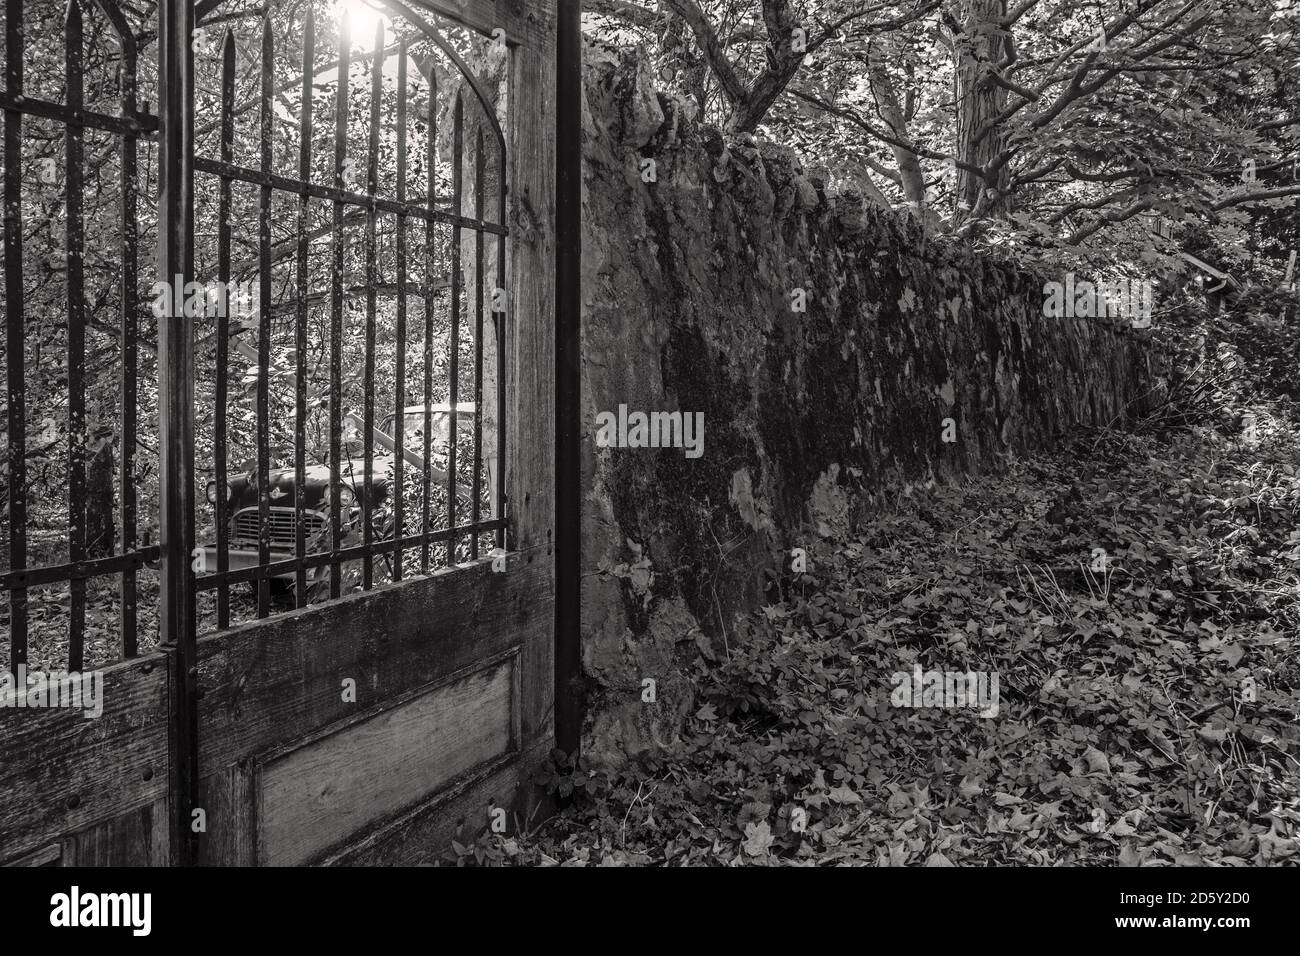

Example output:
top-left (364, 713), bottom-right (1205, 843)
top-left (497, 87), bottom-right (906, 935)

top-left (588, 0), bottom-right (1299, 281)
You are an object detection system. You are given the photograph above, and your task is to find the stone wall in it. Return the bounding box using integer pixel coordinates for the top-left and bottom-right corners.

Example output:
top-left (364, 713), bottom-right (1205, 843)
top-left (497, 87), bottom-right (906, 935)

top-left (578, 44), bottom-right (1157, 765)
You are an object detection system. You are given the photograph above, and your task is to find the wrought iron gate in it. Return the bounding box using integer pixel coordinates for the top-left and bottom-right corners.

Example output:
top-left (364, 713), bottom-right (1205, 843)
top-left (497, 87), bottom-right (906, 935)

top-left (1, 0), bottom-right (556, 866)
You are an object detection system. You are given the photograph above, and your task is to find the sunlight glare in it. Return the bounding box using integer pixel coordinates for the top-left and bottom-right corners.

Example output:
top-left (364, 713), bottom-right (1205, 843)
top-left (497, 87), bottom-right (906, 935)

top-left (335, 0), bottom-right (390, 52)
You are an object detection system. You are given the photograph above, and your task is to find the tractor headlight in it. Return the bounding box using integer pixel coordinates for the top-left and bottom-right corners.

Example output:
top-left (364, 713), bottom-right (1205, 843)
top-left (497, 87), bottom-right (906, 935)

top-left (336, 484), bottom-right (356, 507)
top-left (206, 481), bottom-right (231, 505)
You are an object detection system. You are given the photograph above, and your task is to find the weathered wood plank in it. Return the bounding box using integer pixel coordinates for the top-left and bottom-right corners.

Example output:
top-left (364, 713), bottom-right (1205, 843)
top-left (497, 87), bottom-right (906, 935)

top-left (195, 759), bottom-right (257, 866)
top-left (5, 844), bottom-right (61, 867)
top-left (0, 653), bottom-right (170, 864)
top-left (61, 797), bottom-right (169, 866)
top-left (328, 736), bottom-right (551, 865)
top-left (196, 552), bottom-right (550, 771)
top-left (260, 655), bottom-right (516, 866)
top-left (508, 5), bottom-right (558, 749)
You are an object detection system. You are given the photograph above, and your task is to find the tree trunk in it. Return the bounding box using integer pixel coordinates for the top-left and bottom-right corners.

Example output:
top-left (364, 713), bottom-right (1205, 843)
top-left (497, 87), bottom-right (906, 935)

top-left (951, 0), bottom-right (1012, 222)
top-left (867, 64), bottom-right (927, 207)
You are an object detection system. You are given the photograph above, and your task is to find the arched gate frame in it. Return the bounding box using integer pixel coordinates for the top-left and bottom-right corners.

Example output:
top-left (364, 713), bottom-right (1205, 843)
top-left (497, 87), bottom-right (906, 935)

top-left (0, 0), bottom-right (557, 866)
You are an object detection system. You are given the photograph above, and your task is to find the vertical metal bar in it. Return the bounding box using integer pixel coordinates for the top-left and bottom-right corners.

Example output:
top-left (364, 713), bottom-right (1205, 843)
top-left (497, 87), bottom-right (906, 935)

top-left (471, 126), bottom-right (484, 558)
top-left (65, 0), bottom-right (86, 671)
top-left (446, 91), bottom-right (463, 565)
top-left (328, 12), bottom-right (350, 599)
top-left (4, 0), bottom-right (28, 676)
top-left (361, 19), bottom-right (384, 590)
top-left (119, 35), bottom-right (140, 657)
top-left (158, 0), bottom-right (199, 866)
top-left (556, 0), bottom-right (584, 760)
top-left (421, 66), bottom-right (436, 574)
top-left (495, 142), bottom-right (507, 551)
top-left (392, 37), bottom-right (407, 582)
top-left (215, 29), bottom-right (234, 630)
top-left (255, 16), bottom-right (273, 617)
top-left (294, 4), bottom-right (315, 606)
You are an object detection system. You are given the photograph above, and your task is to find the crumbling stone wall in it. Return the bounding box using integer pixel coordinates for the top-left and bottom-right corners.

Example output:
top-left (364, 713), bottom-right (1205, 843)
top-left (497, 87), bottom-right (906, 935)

top-left (579, 43), bottom-right (1157, 766)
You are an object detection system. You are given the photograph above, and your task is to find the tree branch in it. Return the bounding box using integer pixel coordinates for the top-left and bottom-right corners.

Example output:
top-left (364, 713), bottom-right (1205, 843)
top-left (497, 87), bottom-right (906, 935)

top-left (1210, 185), bottom-right (1300, 212)
top-left (1063, 197), bottom-right (1154, 245)
top-left (791, 87), bottom-right (978, 172)
top-left (661, 0), bottom-right (748, 107)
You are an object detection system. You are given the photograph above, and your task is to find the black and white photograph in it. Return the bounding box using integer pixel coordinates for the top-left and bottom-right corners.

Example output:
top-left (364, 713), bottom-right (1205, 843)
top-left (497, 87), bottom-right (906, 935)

top-left (0, 0), bottom-right (1295, 925)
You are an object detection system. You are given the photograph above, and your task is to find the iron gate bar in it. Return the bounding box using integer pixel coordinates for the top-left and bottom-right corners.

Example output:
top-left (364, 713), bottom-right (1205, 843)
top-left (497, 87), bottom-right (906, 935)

top-left (495, 127), bottom-right (505, 553)
top-left (0, 546), bottom-right (161, 590)
top-left (215, 28), bottom-right (235, 630)
top-left (119, 9), bottom-right (142, 659)
top-left (328, 11), bottom-right (350, 600)
top-left (189, 157), bottom-right (506, 233)
top-left (192, 519), bottom-right (505, 590)
top-left (393, 36), bottom-right (408, 583)
top-left (5, 0), bottom-right (28, 676)
top-left (295, 3), bottom-right (315, 606)
top-left (446, 90), bottom-right (463, 564)
top-left (158, 0), bottom-right (200, 867)
top-left (0, 91), bottom-right (158, 136)
top-left (215, 30), bottom-right (237, 626)
top-left (65, 0), bottom-right (87, 671)
top-left (256, 16), bottom-right (274, 618)
top-left (421, 63), bottom-right (437, 574)
top-left (471, 126), bottom-right (484, 559)
top-left (362, 19), bottom-right (384, 592)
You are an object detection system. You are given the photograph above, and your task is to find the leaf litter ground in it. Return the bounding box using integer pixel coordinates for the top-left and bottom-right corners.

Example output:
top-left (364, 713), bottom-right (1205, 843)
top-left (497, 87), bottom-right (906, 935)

top-left (450, 397), bottom-right (1300, 866)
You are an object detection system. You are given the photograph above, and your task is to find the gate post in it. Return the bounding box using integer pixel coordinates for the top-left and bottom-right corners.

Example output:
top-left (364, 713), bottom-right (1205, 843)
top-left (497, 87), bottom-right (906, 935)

top-left (554, 0), bottom-right (583, 761)
top-left (157, 0), bottom-right (200, 866)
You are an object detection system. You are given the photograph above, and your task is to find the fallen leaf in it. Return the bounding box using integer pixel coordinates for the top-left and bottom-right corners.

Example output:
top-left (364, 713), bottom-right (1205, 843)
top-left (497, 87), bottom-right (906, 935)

top-left (1083, 745), bottom-right (1112, 774)
top-left (743, 821), bottom-right (774, 857)
top-left (830, 784), bottom-right (863, 805)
